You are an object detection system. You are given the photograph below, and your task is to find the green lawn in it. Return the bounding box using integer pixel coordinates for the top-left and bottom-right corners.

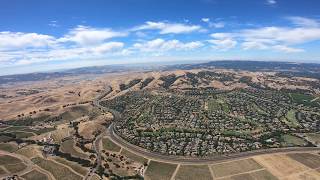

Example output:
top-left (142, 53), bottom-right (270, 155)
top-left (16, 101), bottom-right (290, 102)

top-left (290, 93), bottom-right (320, 107)
top-left (208, 98), bottom-right (230, 113)
top-left (285, 110), bottom-right (300, 128)
top-left (281, 134), bottom-right (306, 147)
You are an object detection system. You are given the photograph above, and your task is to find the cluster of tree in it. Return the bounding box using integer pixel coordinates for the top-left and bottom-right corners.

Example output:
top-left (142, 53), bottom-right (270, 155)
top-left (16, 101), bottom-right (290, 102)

top-left (119, 79), bottom-right (142, 91)
top-left (160, 74), bottom-right (180, 89)
top-left (139, 77), bottom-right (154, 89)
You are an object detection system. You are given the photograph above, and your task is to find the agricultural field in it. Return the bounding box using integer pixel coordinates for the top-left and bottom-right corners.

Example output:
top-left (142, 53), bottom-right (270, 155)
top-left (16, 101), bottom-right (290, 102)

top-left (144, 161), bottom-right (177, 180)
top-left (174, 165), bottom-right (212, 180)
top-left (286, 153), bottom-right (320, 169)
top-left (0, 154), bottom-right (27, 175)
top-left (4, 162), bottom-right (27, 173)
top-left (21, 169), bottom-right (49, 180)
top-left (0, 142), bottom-right (18, 152)
top-left (31, 157), bottom-right (83, 180)
top-left (253, 154), bottom-right (309, 178)
top-left (52, 156), bottom-right (89, 176)
top-left (210, 158), bottom-right (263, 178)
top-left (15, 145), bottom-right (42, 158)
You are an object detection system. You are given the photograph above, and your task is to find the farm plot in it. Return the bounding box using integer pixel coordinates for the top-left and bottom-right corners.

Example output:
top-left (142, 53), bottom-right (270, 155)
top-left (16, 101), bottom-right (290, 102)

top-left (144, 161), bottom-right (177, 180)
top-left (15, 145), bottom-right (42, 158)
top-left (0, 142), bottom-right (18, 152)
top-left (253, 154), bottom-right (309, 178)
top-left (210, 158), bottom-right (263, 178)
top-left (31, 157), bottom-right (82, 180)
top-left (220, 170), bottom-right (278, 180)
top-left (174, 165), bottom-right (213, 180)
top-left (21, 169), bottom-right (49, 180)
top-left (52, 156), bottom-right (89, 176)
top-left (286, 153), bottom-right (320, 169)
top-left (0, 155), bottom-right (27, 174)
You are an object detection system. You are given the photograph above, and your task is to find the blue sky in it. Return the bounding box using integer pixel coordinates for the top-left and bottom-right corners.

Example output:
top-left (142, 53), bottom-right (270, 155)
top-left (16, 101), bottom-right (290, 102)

top-left (1, 0), bottom-right (320, 75)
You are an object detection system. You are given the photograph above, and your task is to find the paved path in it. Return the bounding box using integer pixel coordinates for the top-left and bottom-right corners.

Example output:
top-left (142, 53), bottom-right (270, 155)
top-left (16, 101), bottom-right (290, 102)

top-left (84, 85), bottom-right (114, 180)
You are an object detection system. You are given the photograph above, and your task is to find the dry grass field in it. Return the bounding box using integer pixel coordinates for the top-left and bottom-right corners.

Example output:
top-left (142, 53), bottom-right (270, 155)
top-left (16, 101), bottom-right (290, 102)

top-left (286, 153), bottom-right (320, 169)
top-left (281, 169), bottom-right (320, 180)
top-left (21, 169), bottom-right (49, 180)
top-left (174, 165), bottom-right (213, 180)
top-left (31, 157), bottom-right (82, 180)
top-left (253, 154), bottom-right (309, 178)
top-left (0, 142), bottom-right (18, 152)
top-left (0, 166), bottom-right (7, 175)
top-left (210, 158), bottom-right (263, 178)
top-left (15, 144), bottom-right (42, 158)
top-left (102, 137), bottom-right (121, 152)
top-left (52, 156), bottom-right (89, 176)
top-left (144, 161), bottom-right (177, 180)
top-left (60, 139), bottom-right (89, 159)
top-left (4, 162), bottom-right (27, 173)
top-left (120, 149), bottom-right (148, 164)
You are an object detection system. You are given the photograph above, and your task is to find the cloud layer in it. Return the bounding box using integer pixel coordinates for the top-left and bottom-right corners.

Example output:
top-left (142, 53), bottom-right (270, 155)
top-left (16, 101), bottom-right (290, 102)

top-left (1, 16), bottom-right (320, 68)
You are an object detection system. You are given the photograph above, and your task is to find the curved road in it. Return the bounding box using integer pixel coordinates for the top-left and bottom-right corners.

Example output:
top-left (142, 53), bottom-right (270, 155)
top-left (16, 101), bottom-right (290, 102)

top-left (108, 124), bottom-right (320, 164)
top-left (95, 85), bottom-right (320, 165)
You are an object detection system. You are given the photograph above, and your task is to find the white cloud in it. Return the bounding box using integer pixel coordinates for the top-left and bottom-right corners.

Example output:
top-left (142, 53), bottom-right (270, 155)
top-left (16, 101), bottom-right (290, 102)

top-left (202, 18), bottom-right (225, 28)
top-left (208, 39), bottom-right (237, 51)
top-left (201, 18), bottom-right (210, 23)
top-left (48, 20), bottom-right (59, 27)
top-left (134, 21), bottom-right (202, 34)
top-left (208, 17), bottom-right (320, 53)
top-left (92, 42), bottom-right (124, 54)
top-left (210, 33), bottom-right (232, 39)
top-left (59, 25), bottom-right (127, 46)
top-left (209, 33), bottom-right (237, 50)
top-left (266, 0), bottom-right (277, 5)
top-left (210, 22), bottom-right (225, 28)
top-left (241, 26), bottom-right (320, 44)
top-left (272, 45), bottom-right (304, 53)
top-left (242, 41), bottom-right (268, 50)
top-left (4, 41), bottom-right (125, 66)
top-left (0, 32), bottom-right (55, 50)
top-left (287, 16), bottom-right (319, 27)
top-left (133, 38), bottom-right (203, 52)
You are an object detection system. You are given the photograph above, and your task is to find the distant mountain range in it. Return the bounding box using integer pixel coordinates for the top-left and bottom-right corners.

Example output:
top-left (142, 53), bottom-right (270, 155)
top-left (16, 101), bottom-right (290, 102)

top-left (1, 61), bottom-right (320, 85)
